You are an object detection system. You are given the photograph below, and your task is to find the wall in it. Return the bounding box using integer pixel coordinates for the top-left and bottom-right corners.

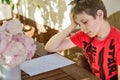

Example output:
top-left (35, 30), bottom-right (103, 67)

top-left (0, 3), bottom-right (11, 19)
top-left (0, 0), bottom-right (120, 29)
top-left (103, 0), bottom-right (120, 16)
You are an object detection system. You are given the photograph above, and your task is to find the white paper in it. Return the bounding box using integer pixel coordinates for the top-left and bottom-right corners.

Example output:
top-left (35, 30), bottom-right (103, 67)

top-left (20, 53), bottom-right (75, 76)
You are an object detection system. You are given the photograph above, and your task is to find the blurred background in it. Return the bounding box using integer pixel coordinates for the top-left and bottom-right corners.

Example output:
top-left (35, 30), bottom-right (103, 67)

top-left (1, 0), bottom-right (120, 30)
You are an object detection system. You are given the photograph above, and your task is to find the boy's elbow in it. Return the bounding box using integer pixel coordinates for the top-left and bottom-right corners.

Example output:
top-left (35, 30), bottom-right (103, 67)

top-left (44, 46), bottom-right (50, 52)
top-left (44, 46), bottom-right (55, 53)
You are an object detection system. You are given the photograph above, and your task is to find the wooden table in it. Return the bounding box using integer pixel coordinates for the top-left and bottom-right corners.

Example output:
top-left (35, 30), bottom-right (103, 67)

top-left (21, 42), bottom-right (99, 80)
top-left (21, 55), bottom-right (99, 80)
top-left (21, 64), bottom-right (99, 80)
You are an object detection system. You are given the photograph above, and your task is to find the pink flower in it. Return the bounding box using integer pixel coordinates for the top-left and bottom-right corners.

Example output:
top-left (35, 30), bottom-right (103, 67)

top-left (0, 32), bottom-right (12, 54)
top-left (0, 19), bottom-right (23, 35)
top-left (13, 33), bottom-right (36, 59)
top-left (0, 19), bottom-right (36, 67)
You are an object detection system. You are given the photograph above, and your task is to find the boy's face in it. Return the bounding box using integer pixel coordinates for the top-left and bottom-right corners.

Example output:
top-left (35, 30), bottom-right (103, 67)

top-left (74, 12), bottom-right (101, 37)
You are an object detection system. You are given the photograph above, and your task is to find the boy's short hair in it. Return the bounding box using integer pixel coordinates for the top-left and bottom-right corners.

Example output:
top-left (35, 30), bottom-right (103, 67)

top-left (70, 0), bottom-right (107, 20)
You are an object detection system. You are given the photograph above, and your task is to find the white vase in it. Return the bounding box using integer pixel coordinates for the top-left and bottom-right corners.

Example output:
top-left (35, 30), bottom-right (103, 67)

top-left (0, 65), bottom-right (21, 80)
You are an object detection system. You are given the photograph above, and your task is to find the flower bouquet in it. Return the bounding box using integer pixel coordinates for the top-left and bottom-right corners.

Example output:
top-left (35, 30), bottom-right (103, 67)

top-left (0, 19), bottom-right (36, 80)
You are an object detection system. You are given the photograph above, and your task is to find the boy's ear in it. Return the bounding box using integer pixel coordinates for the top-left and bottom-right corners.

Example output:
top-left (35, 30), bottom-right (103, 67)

top-left (97, 9), bottom-right (104, 19)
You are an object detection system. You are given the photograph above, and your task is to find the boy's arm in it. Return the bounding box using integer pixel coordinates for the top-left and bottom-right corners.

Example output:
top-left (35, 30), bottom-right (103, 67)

top-left (45, 9), bottom-right (78, 52)
top-left (118, 65), bottom-right (120, 80)
top-left (45, 24), bottom-right (77, 52)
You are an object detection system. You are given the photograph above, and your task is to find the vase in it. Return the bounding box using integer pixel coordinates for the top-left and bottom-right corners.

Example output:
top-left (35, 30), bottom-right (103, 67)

top-left (0, 65), bottom-right (21, 80)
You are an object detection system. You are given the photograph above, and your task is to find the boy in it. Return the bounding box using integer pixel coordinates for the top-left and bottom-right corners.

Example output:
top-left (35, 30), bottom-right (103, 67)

top-left (45, 0), bottom-right (120, 79)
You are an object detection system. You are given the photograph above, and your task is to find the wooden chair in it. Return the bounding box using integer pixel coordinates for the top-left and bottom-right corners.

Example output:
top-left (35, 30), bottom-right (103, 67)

top-left (108, 11), bottom-right (120, 30)
top-left (34, 41), bottom-right (48, 57)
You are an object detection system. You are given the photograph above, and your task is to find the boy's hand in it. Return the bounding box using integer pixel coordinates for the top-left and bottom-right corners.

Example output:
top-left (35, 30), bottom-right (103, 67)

top-left (69, 10), bottom-right (78, 28)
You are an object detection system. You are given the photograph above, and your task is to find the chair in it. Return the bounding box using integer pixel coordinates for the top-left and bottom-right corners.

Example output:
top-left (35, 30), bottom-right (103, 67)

top-left (34, 41), bottom-right (48, 57)
top-left (108, 11), bottom-right (120, 30)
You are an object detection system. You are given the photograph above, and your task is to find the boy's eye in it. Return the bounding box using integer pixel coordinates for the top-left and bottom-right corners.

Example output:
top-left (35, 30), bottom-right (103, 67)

top-left (83, 21), bottom-right (88, 24)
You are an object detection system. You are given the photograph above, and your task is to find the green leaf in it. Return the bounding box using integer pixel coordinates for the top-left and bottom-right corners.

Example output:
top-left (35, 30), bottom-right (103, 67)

top-left (11, 4), bottom-right (14, 11)
top-left (37, 5), bottom-right (41, 9)
top-left (1, 0), bottom-right (5, 4)
top-left (5, 0), bottom-right (11, 5)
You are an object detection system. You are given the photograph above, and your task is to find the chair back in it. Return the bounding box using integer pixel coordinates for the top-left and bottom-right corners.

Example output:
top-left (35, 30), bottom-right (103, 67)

top-left (108, 11), bottom-right (120, 30)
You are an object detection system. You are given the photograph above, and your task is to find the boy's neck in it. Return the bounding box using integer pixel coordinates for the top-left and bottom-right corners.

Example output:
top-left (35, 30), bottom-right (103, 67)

top-left (97, 20), bottom-right (111, 40)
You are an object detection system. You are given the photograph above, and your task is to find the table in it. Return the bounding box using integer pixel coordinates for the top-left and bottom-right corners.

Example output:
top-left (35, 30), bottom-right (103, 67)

top-left (21, 63), bottom-right (100, 80)
top-left (21, 42), bottom-right (99, 80)
top-left (21, 55), bottom-right (99, 80)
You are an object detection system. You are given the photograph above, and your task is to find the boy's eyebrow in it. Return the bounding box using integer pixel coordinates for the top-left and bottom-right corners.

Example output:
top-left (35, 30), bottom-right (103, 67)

top-left (78, 18), bottom-right (84, 23)
top-left (81, 19), bottom-right (86, 22)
